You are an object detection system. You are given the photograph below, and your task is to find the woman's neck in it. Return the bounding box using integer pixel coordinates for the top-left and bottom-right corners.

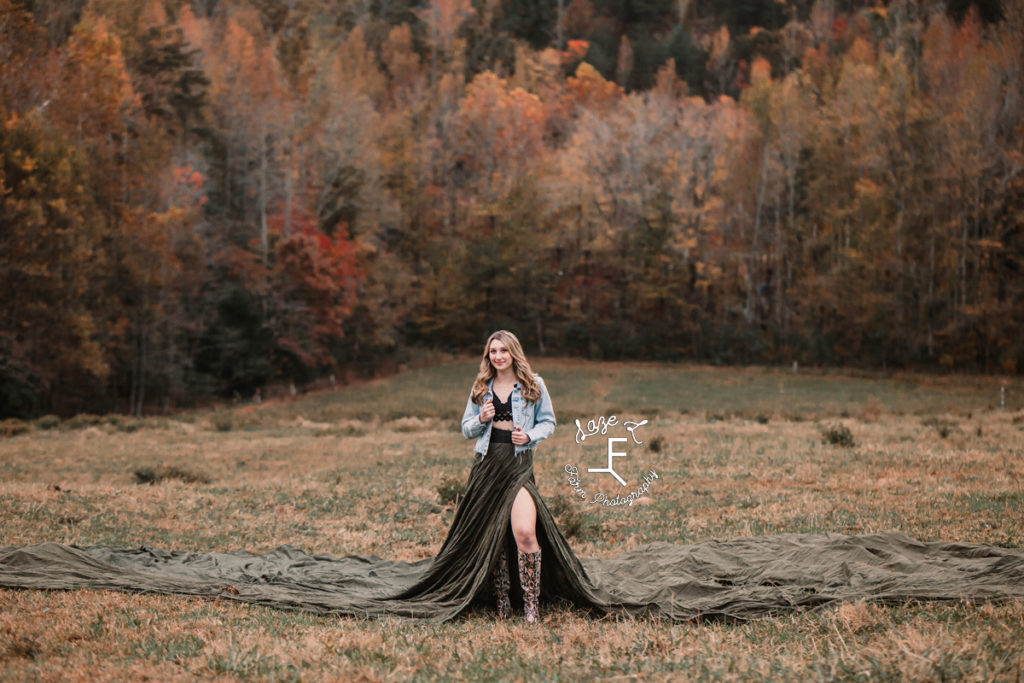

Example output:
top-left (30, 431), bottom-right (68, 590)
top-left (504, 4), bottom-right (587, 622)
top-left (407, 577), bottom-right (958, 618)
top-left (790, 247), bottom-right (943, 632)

top-left (494, 368), bottom-right (516, 385)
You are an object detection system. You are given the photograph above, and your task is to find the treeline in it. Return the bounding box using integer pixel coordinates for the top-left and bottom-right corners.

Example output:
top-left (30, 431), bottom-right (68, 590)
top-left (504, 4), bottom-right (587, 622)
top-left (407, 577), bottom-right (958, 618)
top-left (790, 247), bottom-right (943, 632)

top-left (1, 0), bottom-right (1022, 417)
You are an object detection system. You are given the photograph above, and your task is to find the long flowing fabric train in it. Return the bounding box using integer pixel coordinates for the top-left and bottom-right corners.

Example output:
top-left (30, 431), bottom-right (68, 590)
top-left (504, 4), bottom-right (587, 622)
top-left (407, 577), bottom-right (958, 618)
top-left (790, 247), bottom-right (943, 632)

top-left (2, 440), bottom-right (1024, 621)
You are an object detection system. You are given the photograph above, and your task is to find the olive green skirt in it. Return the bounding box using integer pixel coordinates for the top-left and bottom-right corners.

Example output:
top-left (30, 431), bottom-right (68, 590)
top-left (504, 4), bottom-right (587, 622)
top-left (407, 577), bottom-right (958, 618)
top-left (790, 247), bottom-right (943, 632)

top-left (383, 440), bottom-right (605, 620)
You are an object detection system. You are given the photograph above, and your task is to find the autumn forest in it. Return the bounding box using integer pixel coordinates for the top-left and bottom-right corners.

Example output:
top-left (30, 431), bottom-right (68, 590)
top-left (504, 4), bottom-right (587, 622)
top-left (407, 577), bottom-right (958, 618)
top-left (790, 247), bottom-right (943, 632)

top-left (1, 0), bottom-right (1021, 417)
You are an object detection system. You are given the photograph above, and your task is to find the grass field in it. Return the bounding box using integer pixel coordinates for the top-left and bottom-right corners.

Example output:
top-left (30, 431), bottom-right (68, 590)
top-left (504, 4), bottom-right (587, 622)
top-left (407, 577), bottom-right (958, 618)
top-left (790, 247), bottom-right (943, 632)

top-left (2, 359), bottom-right (1023, 681)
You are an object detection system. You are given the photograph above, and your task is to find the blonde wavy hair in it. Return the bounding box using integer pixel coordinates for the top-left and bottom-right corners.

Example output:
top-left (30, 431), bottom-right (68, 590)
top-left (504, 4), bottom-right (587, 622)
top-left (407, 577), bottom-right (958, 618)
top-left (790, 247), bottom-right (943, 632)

top-left (470, 330), bottom-right (541, 404)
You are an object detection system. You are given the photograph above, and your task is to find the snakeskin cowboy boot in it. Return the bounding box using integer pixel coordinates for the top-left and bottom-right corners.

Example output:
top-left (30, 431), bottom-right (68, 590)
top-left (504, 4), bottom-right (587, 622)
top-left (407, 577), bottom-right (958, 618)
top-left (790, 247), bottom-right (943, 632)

top-left (517, 548), bottom-right (542, 624)
top-left (492, 546), bottom-right (511, 619)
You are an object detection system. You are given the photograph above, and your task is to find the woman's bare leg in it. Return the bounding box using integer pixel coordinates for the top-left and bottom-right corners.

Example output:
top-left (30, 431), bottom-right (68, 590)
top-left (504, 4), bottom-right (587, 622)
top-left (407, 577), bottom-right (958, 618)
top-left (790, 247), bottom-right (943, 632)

top-left (512, 487), bottom-right (542, 623)
top-left (510, 487), bottom-right (540, 553)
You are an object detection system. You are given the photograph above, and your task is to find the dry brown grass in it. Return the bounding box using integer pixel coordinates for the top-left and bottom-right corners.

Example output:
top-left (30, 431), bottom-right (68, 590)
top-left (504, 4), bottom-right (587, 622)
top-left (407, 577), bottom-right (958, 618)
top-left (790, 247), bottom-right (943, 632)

top-left (2, 360), bottom-right (1022, 680)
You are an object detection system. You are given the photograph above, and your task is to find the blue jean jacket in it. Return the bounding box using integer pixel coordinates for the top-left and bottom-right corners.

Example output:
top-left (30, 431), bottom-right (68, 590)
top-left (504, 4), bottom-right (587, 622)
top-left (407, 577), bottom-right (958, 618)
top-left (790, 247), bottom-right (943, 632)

top-left (461, 375), bottom-right (556, 458)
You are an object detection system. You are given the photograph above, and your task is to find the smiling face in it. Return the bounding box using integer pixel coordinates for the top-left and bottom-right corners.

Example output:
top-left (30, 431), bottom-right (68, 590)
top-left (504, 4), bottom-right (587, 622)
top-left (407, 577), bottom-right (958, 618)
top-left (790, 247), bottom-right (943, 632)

top-left (488, 339), bottom-right (512, 372)
top-left (475, 330), bottom-right (536, 403)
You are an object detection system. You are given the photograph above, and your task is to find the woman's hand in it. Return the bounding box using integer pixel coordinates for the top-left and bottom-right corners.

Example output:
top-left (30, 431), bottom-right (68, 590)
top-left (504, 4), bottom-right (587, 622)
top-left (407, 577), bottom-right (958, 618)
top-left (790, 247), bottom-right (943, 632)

top-left (479, 398), bottom-right (495, 423)
top-left (511, 425), bottom-right (530, 446)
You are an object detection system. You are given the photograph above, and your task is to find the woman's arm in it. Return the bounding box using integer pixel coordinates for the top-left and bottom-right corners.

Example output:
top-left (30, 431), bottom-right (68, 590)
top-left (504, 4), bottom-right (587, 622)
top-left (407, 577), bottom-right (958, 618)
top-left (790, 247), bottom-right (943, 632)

top-left (524, 376), bottom-right (556, 447)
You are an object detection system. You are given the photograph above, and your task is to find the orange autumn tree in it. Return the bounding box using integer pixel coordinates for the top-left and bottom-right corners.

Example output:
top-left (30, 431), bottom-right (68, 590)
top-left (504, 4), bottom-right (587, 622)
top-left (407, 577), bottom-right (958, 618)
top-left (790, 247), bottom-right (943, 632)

top-left (0, 116), bottom-right (108, 416)
top-left (431, 70), bottom-right (554, 344)
top-left (50, 12), bottom-right (171, 412)
top-left (456, 71), bottom-right (547, 203)
top-left (0, 6), bottom-right (205, 414)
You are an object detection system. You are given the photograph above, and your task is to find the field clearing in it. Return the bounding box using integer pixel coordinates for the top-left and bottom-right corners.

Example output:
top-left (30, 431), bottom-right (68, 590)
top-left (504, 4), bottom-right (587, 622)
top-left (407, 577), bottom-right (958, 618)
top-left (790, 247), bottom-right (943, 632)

top-left (2, 360), bottom-right (1023, 681)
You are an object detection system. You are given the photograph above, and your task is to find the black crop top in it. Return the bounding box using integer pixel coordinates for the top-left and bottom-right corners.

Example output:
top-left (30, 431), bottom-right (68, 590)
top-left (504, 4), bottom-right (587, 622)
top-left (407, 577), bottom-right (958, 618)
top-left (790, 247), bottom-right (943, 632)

top-left (492, 389), bottom-right (514, 422)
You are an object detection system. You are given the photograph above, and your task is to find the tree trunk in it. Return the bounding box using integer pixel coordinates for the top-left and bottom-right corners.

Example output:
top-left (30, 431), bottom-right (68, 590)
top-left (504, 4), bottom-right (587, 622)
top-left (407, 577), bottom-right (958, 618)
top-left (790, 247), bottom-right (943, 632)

top-left (259, 116), bottom-right (268, 267)
top-left (746, 145), bottom-right (767, 324)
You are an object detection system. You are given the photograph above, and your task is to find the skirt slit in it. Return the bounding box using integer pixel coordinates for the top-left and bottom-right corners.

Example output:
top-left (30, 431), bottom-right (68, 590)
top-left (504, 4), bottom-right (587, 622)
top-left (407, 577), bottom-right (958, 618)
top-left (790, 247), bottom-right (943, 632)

top-left (385, 441), bottom-right (605, 618)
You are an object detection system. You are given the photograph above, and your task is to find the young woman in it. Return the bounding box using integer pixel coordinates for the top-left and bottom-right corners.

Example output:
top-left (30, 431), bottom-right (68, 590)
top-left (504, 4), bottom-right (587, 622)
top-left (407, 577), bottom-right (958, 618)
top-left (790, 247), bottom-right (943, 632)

top-left (359, 328), bottom-right (604, 623)
top-left (459, 329), bottom-right (556, 622)
top-left (374, 329), bottom-right (585, 623)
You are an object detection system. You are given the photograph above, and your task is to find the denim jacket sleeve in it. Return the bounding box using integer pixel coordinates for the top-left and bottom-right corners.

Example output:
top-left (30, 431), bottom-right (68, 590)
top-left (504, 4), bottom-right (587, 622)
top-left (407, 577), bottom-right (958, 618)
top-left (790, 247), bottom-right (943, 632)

top-left (524, 375), bottom-right (556, 449)
top-left (461, 390), bottom-right (487, 439)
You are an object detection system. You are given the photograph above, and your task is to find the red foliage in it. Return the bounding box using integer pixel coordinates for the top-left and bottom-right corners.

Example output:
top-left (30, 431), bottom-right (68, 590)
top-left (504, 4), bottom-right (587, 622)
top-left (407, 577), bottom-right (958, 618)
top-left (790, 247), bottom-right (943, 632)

top-left (832, 16), bottom-right (849, 41)
top-left (561, 39), bottom-right (590, 63)
top-left (269, 204), bottom-right (361, 368)
top-left (174, 164), bottom-right (205, 190)
top-left (735, 58), bottom-right (750, 91)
